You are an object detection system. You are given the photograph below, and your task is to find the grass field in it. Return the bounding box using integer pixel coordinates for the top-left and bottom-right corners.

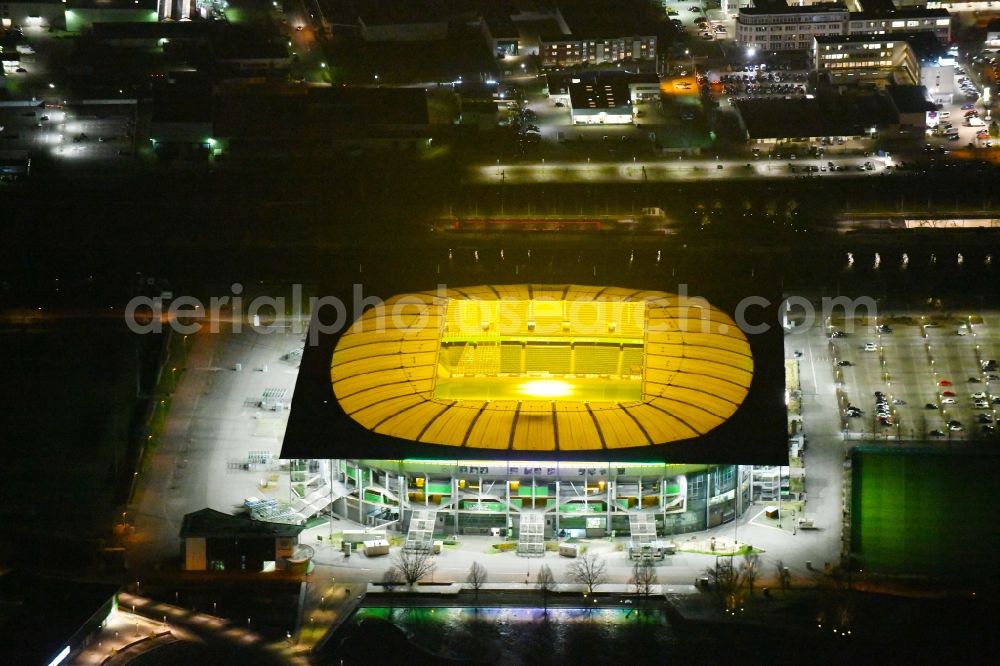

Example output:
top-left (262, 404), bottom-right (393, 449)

top-left (432, 376), bottom-right (642, 402)
top-left (851, 447), bottom-right (1000, 576)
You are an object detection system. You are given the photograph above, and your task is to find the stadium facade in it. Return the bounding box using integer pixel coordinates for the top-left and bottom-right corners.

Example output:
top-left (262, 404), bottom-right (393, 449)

top-left (282, 282), bottom-right (788, 545)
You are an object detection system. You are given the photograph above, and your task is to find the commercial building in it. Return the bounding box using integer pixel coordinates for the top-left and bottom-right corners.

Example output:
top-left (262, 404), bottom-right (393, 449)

top-left (737, 2), bottom-right (851, 53)
top-left (922, 62), bottom-right (956, 106)
top-left (158, 0), bottom-right (198, 22)
top-left (482, 1), bottom-right (569, 57)
top-left (211, 84), bottom-right (439, 158)
top-left (534, 0), bottom-right (658, 68)
top-left (884, 84), bottom-right (937, 134)
top-left (568, 79), bottom-right (632, 124)
top-left (540, 33), bottom-right (657, 69)
top-left (814, 34), bottom-right (920, 86)
top-left (0, 0), bottom-right (64, 30)
top-left (149, 72), bottom-right (215, 159)
top-left (737, 1), bottom-right (950, 53)
top-left (846, 8), bottom-right (951, 44)
top-left (547, 71), bottom-right (659, 105)
top-left (65, 0), bottom-right (158, 32)
top-left (733, 90), bottom-right (897, 143)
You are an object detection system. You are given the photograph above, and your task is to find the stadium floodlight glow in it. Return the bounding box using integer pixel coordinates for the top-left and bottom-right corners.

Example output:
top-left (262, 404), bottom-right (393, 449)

top-left (330, 285), bottom-right (753, 451)
top-left (520, 380), bottom-right (571, 398)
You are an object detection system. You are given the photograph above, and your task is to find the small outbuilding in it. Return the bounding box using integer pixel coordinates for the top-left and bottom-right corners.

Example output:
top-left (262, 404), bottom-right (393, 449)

top-left (180, 507), bottom-right (304, 572)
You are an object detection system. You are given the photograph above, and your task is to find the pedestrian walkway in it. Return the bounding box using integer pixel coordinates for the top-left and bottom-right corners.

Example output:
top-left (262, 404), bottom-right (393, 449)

top-left (117, 593), bottom-right (308, 666)
top-left (70, 607), bottom-right (191, 665)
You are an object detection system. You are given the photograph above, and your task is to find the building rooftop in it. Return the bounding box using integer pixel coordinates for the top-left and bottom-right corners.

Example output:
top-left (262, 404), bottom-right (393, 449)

top-left (740, 1), bottom-right (848, 15)
top-left (68, 0), bottom-right (157, 9)
top-left (854, 0), bottom-right (895, 14)
top-left (850, 7), bottom-right (950, 20)
top-left (0, 570), bottom-right (118, 666)
top-left (885, 84), bottom-right (936, 113)
top-left (815, 33), bottom-right (908, 44)
top-left (89, 20), bottom-right (214, 40)
top-left (569, 79), bottom-right (632, 110)
top-left (309, 86), bottom-right (430, 126)
top-left (180, 508), bottom-right (304, 539)
top-left (735, 92), bottom-right (895, 139)
top-left (557, 0), bottom-right (659, 39)
top-left (817, 32), bottom-right (945, 60)
top-left (548, 70), bottom-right (657, 95)
top-left (151, 73), bottom-right (213, 124)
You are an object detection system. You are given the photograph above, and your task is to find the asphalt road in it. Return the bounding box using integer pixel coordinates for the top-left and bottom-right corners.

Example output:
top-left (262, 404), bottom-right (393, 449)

top-left (469, 156), bottom-right (894, 184)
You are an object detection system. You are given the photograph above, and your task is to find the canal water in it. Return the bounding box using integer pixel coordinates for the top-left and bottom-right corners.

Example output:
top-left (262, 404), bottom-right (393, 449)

top-left (352, 606), bottom-right (674, 664)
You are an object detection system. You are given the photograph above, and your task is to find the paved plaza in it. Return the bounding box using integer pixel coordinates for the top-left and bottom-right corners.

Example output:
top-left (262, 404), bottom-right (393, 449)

top-left (125, 304), bottom-right (1000, 647)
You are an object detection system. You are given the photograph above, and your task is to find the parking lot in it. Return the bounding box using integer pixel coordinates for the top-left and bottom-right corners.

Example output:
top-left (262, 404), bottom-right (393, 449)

top-left (0, 102), bottom-right (136, 162)
top-left (813, 313), bottom-right (1000, 441)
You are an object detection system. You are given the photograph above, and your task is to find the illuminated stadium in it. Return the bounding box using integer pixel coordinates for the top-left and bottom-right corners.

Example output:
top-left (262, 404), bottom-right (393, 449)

top-left (332, 285), bottom-right (752, 452)
top-left (283, 282), bottom-right (786, 543)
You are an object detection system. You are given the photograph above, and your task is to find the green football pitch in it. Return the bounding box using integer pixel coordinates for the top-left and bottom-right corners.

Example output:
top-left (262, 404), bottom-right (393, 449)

top-left (851, 447), bottom-right (1000, 576)
top-left (432, 376), bottom-right (642, 402)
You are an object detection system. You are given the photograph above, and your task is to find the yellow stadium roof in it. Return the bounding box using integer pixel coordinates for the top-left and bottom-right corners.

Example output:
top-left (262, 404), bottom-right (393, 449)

top-left (331, 285), bottom-right (753, 452)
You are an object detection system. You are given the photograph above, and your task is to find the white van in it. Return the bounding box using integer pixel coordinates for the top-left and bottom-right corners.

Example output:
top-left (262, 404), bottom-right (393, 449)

top-left (967, 117), bottom-right (985, 127)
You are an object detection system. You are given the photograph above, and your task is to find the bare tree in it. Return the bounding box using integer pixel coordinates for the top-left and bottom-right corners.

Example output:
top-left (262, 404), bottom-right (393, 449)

top-left (393, 549), bottom-right (436, 587)
top-left (774, 558), bottom-right (791, 592)
top-left (536, 564), bottom-right (556, 612)
top-left (740, 551), bottom-right (760, 596)
top-left (629, 560), bottom-right (658, 606)
top-left (467, 561), bottom-right (488, 599)
top-left (703, 556), bottom-right (743, 610)
top-left (382, 566), bottom-right (404, 612)
top-left (568, 551), bottom-right (607, 594)
top-left (813, 565), bottom-right (856, 632)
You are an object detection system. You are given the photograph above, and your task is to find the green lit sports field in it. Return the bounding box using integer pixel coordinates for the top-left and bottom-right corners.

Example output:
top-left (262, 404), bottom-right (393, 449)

top-left (851, 447), bottom-right (1000, 576)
